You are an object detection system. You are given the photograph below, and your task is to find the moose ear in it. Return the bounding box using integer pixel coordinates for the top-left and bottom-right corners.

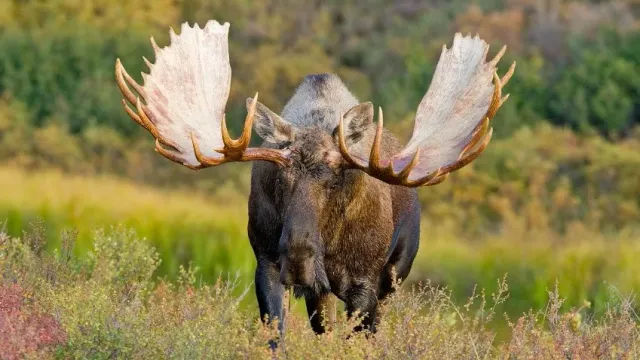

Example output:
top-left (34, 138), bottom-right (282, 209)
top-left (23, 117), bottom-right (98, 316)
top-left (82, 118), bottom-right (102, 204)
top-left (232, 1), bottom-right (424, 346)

top-left (248, 98), bottom-right (295, 147)
top-left (338, 102), bottom-right (374, 146)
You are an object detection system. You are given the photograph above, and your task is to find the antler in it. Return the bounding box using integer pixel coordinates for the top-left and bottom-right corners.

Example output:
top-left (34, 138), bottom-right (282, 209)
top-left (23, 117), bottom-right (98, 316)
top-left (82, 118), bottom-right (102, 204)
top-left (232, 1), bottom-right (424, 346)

top-left (338, 33), bottom-right (515, 186)
top-left (115, 21), bottom-right (291, 170)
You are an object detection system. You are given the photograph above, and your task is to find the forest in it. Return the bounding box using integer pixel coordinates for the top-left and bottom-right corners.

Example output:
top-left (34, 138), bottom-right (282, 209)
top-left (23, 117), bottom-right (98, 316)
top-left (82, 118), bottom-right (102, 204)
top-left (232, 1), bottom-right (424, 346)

top-left (1, 0), bottom-right (640, 358)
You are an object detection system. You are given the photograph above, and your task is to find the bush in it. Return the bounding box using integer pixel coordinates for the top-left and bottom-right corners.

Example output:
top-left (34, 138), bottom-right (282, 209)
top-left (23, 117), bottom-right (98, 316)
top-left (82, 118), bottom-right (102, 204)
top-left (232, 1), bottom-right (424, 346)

top-left (1, 225), bottom-right (638, 359)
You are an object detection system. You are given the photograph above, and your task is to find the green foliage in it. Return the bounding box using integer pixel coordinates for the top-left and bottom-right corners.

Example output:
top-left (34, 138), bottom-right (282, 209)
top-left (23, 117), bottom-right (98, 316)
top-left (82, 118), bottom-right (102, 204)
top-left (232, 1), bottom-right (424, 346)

top-left (0, 165), bottom-right (256, 289)
top-left (0, 24), bottom-right (153, 136)
top-left (551, 29), bottom-right (640, 135)
top-left (1, 0), bottom-right (638, 138)
top-left (89, 228), bottom-right (161, 290)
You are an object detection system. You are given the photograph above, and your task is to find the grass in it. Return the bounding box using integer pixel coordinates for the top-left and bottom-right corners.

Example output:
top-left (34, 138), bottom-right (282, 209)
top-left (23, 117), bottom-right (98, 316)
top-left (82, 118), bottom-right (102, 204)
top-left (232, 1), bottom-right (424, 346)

top-left (1, 227), bottom-right (639, 359)
top-left (0, 165), bottom-right (255, 281)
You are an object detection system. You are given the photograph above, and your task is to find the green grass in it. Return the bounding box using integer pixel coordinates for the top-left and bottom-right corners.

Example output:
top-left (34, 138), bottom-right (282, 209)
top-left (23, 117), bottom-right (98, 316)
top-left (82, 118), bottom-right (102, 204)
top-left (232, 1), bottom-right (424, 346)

top-left (0, 166), bottom-right (255, 280)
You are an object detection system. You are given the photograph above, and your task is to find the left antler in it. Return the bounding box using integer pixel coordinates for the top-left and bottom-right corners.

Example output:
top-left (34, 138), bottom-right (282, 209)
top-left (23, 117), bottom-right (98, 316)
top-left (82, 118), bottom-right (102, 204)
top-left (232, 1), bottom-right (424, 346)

top-left (338, 33), bottom-right (515, 186)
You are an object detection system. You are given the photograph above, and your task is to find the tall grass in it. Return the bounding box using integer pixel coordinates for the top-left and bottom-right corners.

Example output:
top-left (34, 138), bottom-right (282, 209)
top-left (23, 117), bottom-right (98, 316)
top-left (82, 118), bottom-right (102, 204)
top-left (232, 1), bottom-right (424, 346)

top-left (0, 166), bottom-right (255, 284)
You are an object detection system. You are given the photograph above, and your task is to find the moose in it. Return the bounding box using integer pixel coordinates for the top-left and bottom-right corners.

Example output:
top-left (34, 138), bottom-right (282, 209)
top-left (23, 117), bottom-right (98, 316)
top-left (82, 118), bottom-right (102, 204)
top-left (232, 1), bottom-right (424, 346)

top-left (115, 20), bottom-right (514, 335)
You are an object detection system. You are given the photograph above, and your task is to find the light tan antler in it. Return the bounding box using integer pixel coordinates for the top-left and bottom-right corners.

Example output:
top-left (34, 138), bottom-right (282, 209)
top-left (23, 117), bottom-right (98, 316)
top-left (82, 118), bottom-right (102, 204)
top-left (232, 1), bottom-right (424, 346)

top-left (338, 33), bottom-right (515, 186)
top-left (115, 21), bottom-right (291, 170)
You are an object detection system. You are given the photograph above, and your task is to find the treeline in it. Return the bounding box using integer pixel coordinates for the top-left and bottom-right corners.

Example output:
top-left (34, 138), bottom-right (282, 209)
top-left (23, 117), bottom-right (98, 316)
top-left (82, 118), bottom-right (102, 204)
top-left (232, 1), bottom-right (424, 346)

top-left (0, 0), bottom-right (639, 197)
top-left (0, 0), bottom-right (638, 139)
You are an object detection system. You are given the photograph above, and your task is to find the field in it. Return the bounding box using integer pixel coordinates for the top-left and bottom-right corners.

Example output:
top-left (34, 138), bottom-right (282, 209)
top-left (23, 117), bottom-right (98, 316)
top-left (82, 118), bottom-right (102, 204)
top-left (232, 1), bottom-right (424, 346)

top-left (4, 123), bottom-right (640, 315)
top-left (2, 125), bottom-right (640, 346)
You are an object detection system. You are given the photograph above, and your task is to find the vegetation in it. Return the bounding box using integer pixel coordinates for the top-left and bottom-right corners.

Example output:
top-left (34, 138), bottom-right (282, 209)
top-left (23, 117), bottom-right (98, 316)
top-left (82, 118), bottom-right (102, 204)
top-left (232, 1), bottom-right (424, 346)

top-left (1, 1), bottom-right (639, 143)
top-left (1, 226), bottom-right (639, 359)
top-left (2, 124), bottom-right (640, 321)
top-left (1, 0), bottom-right (640, 356)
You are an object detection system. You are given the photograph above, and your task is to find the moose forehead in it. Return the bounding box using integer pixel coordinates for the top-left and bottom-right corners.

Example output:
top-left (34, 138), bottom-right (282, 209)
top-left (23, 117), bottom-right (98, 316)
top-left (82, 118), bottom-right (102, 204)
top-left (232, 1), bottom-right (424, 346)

top-left (287, 128), bottom-right (343, 171)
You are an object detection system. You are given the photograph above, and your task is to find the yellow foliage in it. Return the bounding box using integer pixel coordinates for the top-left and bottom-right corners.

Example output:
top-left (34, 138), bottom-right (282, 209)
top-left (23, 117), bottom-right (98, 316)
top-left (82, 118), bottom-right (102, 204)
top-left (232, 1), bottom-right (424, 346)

top-left (2, 0), bottom-right (179, 33)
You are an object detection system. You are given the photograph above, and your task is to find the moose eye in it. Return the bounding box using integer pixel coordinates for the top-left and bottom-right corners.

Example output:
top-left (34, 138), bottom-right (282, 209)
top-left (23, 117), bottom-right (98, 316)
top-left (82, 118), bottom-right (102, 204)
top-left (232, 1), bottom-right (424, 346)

top-left (326, 179), bottom-right (340, 192)
top-left (280, 142), bottom-right (292, 150)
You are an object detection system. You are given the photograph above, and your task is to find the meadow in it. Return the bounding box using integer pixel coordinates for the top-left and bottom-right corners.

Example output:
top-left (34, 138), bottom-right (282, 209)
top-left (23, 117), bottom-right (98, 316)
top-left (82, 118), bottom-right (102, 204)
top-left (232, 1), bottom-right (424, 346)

top-left (2, 124), bottom-right (640, 324)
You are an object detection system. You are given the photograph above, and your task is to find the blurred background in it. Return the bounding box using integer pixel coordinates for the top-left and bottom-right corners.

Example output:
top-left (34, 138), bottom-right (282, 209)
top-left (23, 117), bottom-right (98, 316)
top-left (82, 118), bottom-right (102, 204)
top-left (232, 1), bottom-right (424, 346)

top-left (1, 0), bottom-right (639, 327)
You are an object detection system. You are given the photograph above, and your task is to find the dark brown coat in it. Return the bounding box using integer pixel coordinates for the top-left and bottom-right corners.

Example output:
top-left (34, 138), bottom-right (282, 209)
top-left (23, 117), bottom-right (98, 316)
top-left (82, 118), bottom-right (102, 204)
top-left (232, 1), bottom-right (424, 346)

top-left (247, 74), bottom-right (420, 333)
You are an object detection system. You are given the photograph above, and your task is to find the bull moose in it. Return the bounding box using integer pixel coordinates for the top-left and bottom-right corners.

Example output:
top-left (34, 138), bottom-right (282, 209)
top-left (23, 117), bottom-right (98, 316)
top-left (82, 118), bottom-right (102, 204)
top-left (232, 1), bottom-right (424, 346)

top-left (115, 20), bottom-right (514, 335)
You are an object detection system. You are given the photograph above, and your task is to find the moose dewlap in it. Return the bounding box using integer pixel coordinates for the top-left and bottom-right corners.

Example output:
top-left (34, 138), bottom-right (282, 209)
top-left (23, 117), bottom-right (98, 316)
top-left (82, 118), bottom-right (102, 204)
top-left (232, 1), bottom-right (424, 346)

top-left (115, 20), bottom-right (514, 335)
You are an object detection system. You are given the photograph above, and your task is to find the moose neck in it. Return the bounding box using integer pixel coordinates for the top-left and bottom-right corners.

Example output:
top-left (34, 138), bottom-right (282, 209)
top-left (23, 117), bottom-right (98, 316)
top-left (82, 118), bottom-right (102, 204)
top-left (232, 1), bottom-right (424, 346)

top-left (320, 167), bottom-right (391, 247)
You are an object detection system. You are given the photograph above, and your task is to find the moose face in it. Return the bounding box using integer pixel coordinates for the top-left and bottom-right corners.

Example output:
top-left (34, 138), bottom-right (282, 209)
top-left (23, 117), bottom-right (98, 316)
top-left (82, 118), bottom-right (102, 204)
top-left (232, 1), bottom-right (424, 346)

top-left (273, 129), bottom-right (343, 291)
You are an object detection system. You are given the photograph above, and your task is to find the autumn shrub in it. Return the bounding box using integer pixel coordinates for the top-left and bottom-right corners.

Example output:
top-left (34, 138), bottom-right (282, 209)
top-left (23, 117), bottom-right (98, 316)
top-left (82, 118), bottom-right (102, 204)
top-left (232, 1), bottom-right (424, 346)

top-left (0, 283), bottom-right (67, 360)
top-left (1, 225), bottom-right (639, 359)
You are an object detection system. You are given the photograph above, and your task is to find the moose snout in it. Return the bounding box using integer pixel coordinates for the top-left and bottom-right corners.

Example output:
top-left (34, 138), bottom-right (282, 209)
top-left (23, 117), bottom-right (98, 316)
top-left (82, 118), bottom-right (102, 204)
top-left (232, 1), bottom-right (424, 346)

top-left (279, 257), bottom-right (316, 288)
top-left (279, 266), bottom-right (295, 287)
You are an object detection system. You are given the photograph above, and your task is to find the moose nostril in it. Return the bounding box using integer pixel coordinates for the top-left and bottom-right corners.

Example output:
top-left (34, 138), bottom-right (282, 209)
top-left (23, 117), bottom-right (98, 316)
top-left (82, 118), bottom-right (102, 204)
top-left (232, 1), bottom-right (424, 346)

top-left (280, 270), bottom-right (293, 286)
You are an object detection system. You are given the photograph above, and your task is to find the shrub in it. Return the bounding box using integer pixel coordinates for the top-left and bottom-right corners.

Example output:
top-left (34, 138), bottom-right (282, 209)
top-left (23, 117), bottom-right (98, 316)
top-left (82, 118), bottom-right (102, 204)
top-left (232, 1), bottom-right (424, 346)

top-left (1, 224), bottom-right (639, 359)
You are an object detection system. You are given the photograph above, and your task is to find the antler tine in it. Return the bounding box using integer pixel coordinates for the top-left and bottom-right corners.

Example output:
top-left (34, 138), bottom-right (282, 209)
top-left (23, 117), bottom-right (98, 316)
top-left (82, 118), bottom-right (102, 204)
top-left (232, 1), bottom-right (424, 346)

top-left (486, 61), bottom-right (517, 120)
top-left (143, 56), bottom-right (153, 70)
top-left (191, 132), bottom-right (223, 166)
top-left (490, 45), bottom-right (507, 65)
top-left (425, 173), bottom-right (449, 186)
top-left (501, 62), bottom-right (516, 86)
top-left (337, 113), bottom-right (361, 168)
top-left (115, 59), bottom-right (139, 106)
top-left (485, 72), bottom-right (503, 121)
top-left (239, 93), bottom-right (258, 149)
top-left (441, 128), bottom-right (493, 174)
top-left (135, 97), bottom-right (158, 136)
top-left (116, 59), bottom-right (161, 137)
top-left (220, 115), bottom-right (234, 149)
top-left (460, 117), bottom-right (490, 157)
top-left (117, 59), bottom-right (145, 100)
top-left (120, 99), bottom-right (143, 126)
top-left (217, 93), bottom-right (258, 158)
top-left (396, 148), bottom-right (421, 181)
top-left (369, 107), bottom-right (385, 172)
top-left (150, 37), bottom-right (161, 54)
top-left (155, 139), bottom-right (202, 170)
top-left (500, 93), bottom-right (511, 107)
top-left (135, 97), bottom-right (180, 151)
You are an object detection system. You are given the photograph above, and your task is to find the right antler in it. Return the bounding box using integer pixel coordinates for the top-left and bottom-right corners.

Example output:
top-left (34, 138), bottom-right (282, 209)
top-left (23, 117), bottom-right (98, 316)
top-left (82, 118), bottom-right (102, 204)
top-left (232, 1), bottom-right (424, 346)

top-left (338, 33), bottom-right (515, 187)
top-left (115, 21), bottom-right (291, 170)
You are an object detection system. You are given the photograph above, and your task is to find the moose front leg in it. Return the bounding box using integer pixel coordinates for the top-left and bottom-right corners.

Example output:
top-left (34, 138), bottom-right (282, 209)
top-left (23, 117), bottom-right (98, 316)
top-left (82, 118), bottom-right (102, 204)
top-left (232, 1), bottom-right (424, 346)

top-left (305, 293), bottom-right (337, 334)
top-left (345, 285), bottom-right (379, 333)
top-left (255, 259), bottom-right (286, 333)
